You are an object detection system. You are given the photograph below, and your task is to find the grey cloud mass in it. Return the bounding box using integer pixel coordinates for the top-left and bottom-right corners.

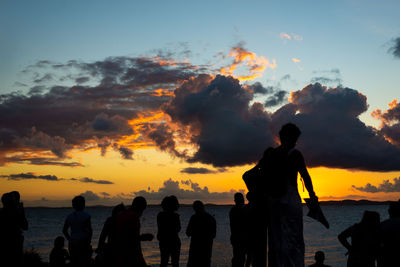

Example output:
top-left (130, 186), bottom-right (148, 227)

top-left (389, 37), bottom-right (400, 58)
top-left (353, 178), bottom-right (400, 193)
top-left (165, 75), bottom-right (276, 167)
top-left (271, 83), bottom-right (400, 171)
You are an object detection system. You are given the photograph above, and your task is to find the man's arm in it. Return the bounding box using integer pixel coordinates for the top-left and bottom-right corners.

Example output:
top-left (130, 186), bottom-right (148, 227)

top-left (297, 151), bottom-right (316, 198)
top-left (63, 219), bottom-right (71, 241)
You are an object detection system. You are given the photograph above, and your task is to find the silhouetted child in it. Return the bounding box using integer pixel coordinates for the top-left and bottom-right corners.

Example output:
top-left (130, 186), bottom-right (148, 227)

top-left (96, 203), bottom-right (125, 266)
top-left (186, 200), bottom-right (216, 267)
top-left (157, 195), bottom-right (181, 267)
top-left (230, 192), bottom-right (246, 267)
top-left (338, 210), bottom-right (380, 267)
top-left (115, 196), bottom-right (153, 267)
top-left (378, 202), bottom-right (400, 267)
top-left (0, 191), bottom-right (28, 267)
top-left (309, 251), bottom-right (330, 267)
top-left (50, 236), bottom-right (70, 267)
top-left (63, 195), bottom-right (92, 267)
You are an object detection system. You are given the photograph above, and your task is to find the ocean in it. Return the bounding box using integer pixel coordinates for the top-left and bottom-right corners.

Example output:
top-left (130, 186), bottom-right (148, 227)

top-left (23, 205), bottom-right (389, 267)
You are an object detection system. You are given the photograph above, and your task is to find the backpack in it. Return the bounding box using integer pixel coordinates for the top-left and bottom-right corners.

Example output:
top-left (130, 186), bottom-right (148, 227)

top-left (242, 147), bottom-right (289, 198)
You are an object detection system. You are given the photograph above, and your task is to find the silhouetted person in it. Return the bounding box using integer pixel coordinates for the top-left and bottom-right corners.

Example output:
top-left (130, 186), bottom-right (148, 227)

top-left (186, 200), bottom-right (216, 267)
top-left (114, 196), bottom-right (153, 267)
top-left (63, 195), bottom-right (92, 267)
top-left (338, 210), bottom-right (380, 267)
top-left (0, 191), bottom-right (28, 267)
top-left (309, 251), bottom-right (330, 267)
top-left (242, 191), bottom-right (267, 267)
top-left (50, 236), bottom-right (70, 267)
top-left (378, 202), bottom-right (400, 267)
top-left (258, 123), bottom-right (317, 267)
top-left (230, 192), bottom-right (247, 267)
top-left (96, 203), bottom-right (125, 266)
top-left (157, 195), bottom-right (181, 267)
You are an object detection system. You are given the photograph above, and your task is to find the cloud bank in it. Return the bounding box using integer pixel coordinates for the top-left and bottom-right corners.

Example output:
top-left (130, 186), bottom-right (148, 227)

top-left (1, 46), bottom-right (400, 172)
top-left (353, 177), bottom-right (400, 193)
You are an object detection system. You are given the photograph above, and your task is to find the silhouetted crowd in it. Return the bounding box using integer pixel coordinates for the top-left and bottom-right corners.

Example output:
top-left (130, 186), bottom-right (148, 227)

top-left (1, 190), bottom-right (400, 267)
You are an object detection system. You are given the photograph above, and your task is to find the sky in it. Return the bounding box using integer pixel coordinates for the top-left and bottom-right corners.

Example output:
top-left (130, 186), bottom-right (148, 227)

top-left (1, 0), bottom-right (400, 206)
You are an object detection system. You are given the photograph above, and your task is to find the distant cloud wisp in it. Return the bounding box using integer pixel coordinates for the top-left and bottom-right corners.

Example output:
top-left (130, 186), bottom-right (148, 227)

top-left (1, 172), bottom-right (114, 184)
top-left (180, 167), bottom-right (226, 174)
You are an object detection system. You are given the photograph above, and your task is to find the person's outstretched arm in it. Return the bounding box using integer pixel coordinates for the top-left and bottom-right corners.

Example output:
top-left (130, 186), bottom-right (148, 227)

top-left (297, 151), bottom-right (316, 198)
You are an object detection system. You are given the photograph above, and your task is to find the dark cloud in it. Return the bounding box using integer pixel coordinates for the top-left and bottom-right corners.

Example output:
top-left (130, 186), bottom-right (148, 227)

top-left (272, 83), bottom-right (400, 171)
top-left (0, 55), bottom-right (201, 164)
top-left (249, 82), bottom-right (273, 95)
top-left (352, 178), bottom-right (400, 193)
top-left (389, 37), bottom-right (400, 58)
top-left (164, 75), bottom-right (276, 167)
top-left (311, 69), bottom-right (342, 85)
top-left (264, 90), bottom-right (288, 107)
top-left (133, 178), bottom-right (244, 203)
top-left (75, 77), bottom-right (90, 84)
top-left (180, 167), bottom-right (225, 174)
top-left (75, 177), bottom-right (114, 185)
top-left (0, 172), bottom-right (59, 181)
top-left (34, 73), bottom-right (54, 84)
top-left (3, 156), bottom-right (83, 167)
top-left (112, 143), bottom-right (134, 160)
top-left (80, 190), bottom-right (101, 201)
top-left (1, 172), bottom-right (113, 184)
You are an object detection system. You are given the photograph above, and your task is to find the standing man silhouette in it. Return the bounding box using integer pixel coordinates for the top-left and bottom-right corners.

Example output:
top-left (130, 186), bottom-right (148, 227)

top-left (186, 200), bottom-right (216, 267)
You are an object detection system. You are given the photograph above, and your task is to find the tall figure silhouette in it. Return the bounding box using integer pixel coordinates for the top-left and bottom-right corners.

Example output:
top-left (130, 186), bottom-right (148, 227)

top-left (97, 203), bottom-right (125, 266)
top-left (63, 195), bottom-right (93, 267)
top-left (338, 210), bottom-right (380, 267)
top-left (157, 195), bottom-right (181, 267)
top-left (186, 200), bottom-right (216, 267)
top-left (258, 123), bottom-right (317, 267)
top-left (114, 196), bottom-right (153, 267)
top-left (230, 192), bottom-right (247, 267)
top-left (0, 191), bottom-right (28, 267)
top-left (379, 202), bottom-right (400, 266)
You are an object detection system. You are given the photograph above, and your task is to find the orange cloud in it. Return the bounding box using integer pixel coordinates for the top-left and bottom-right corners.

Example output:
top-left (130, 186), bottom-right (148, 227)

top-left (292, 58), bottom-right (301, 63)
top-left (280, 32), bottom-right (291, 40)
top-left (280, 32), bottom-right (303, 41)
top-left (219, 46), bottom-right (276, 81)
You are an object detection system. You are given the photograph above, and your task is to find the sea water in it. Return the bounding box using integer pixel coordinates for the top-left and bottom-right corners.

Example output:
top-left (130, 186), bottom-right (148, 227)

top-left (23, 205), bottom-right (389, 267)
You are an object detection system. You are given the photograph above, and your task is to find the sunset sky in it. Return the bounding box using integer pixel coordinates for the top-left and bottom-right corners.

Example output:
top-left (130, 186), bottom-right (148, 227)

top-left (1, 0), bottom-right (400, 206)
